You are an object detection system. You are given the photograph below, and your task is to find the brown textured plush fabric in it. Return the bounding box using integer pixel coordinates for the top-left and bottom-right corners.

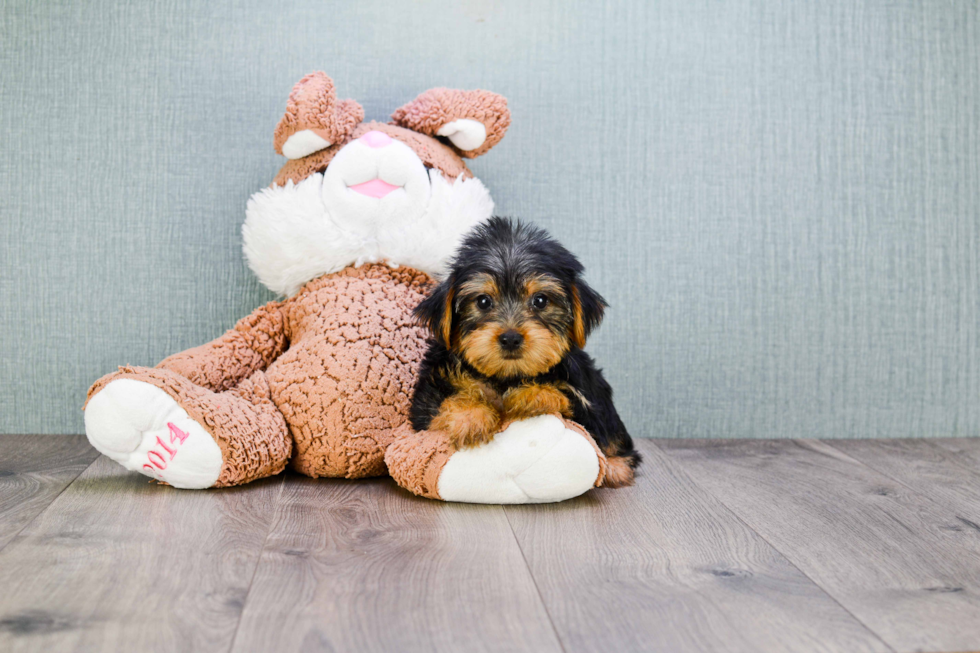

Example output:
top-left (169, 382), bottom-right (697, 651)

top-left (85, 264), bottom-right (609, 496)
top-left (384, 423), bottom-right (454, 500)
top-left (384, 415), bottom-right (609, 500)
top-left (273, 121), bottom-right (472, 188)
top-left (273, 265), bottom-right (430, 478)
top-left (86, 366), bottom-right (292, 487)
top-left (157, 301), bottom-right (288, 393)
top-left (391, 88), bottom-right (511, 159)
top-left (270, 74), bottom-right (508, 187)
top-left (559, 417), bottom-right (608, 487)
top-left (87, 264), bottom-right (432, 485)
top-left (273, 71), bottom-right (364, 156)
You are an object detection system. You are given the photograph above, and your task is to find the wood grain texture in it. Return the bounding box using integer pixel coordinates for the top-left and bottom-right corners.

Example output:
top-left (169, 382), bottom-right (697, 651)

top-left (659, 439), bottom-right (980, 652)
top-left (0, 434), bottom-right (99, 551)
top-left (931, 437), bottom-right (980, 469)
top-left (6, 437), bottom-right (980, 652)
top-left (231, 475), bottom-right (562, 653)
top-left (0, 456), bottom-right (284, 653)
top-left (504, 440), bottom-right (891, 653)
top-left (830, 438), bottom-right (980, 523)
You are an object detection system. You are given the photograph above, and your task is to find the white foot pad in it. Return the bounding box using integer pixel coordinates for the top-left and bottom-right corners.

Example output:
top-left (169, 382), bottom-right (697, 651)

top-left (84, 379), bottom-right (223, 489)
top-left (437, 415), bottom-right (601, 504)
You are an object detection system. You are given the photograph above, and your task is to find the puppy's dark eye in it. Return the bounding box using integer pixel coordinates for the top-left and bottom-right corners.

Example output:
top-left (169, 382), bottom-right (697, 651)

top-left (531, 293), bottom-right (549, 310)
top-left (476, 295), bottom-right (494, 311)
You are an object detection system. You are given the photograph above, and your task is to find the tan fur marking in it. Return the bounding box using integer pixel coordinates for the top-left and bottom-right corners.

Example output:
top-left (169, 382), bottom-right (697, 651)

top-left (440, 287), bottom-right (455, 346)
top-left (602, 456), bottom-right (635, 487)
top-left (444, 365), bottom-right (502, 408)
top-left (431, 366), bottom-right (503, 448)
top-left (460, 321), bottom-right (568, 378)
top-left (503, 383), bottom-right (572, 420)
top-left (556, 381), bottom-right (591, 410)
top-left (431, 396), bottom-right (501, 449)
top-left (525, 275), bottom-right (564, 298)
top-left (601, 442), bottom-right (635, 487)
top-left (571, 285), bottom-right (587, 349)
top-left (458, 273), bottom-right (499, 301)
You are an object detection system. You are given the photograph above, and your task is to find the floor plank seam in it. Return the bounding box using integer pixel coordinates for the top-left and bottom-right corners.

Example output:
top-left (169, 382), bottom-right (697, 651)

top-left (502, 507), bottom-right (569, 653)
top-left (0, 451), bottom-right (101, 558)
top-left (818, 439), bottom-right (980, 519)
top-left (224, 474), bottom-right (288, 653)
top-left (647, 441), bottom-right (899, 653)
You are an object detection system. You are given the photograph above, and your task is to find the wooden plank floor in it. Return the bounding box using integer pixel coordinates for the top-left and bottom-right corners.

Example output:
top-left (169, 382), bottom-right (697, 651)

top-left (0, 435), bottom-right (99, 552)
top-left (658, 439), bottom-right (980, 653)
top-left (1, 436), bottom-right (979, 652)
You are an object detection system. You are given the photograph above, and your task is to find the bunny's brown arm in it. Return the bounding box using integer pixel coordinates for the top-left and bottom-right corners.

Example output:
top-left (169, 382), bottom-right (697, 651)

top-left (155, 300), bottom-right (289, 393)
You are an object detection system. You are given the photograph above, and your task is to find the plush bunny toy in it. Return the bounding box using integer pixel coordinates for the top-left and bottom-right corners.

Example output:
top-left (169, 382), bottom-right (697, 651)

top-left (83, 72), bottom-right (608, 503)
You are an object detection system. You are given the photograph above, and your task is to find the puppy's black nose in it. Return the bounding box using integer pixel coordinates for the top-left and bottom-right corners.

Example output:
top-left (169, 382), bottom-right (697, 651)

top-left (498, 330), bottom-right (524, 351)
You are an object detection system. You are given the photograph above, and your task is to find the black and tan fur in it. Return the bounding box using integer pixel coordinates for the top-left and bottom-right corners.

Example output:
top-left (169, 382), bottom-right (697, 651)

top-left (410, 217), bottom-right (641, 487)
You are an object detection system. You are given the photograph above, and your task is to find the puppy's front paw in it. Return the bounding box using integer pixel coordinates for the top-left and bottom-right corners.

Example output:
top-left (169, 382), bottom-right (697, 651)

top-left (431, 399), bottom-right (501, 449)
top-left (503, 384), bottom-right (572, 420)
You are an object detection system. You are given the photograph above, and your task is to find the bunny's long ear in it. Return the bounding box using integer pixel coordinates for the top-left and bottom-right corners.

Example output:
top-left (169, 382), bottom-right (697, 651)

top-left (390, 88), bottom-right (510, 158)
top-left (274, 72), bottom-right (364, 160)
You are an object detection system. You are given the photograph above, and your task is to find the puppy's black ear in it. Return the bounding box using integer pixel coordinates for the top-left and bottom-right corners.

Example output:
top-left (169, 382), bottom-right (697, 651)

top-left (570, 278), bottom-right (607, 348)
top-left (414, 279), bottom-right (455, 346)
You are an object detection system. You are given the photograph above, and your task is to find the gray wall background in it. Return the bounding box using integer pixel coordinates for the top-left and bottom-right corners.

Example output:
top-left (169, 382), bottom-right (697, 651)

top-left (1, 0), bottom-right (978, 438)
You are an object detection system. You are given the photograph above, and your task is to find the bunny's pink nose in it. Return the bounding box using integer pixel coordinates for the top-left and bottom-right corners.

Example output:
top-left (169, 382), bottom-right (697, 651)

top-left (361, 130), bottom-right (393, 148)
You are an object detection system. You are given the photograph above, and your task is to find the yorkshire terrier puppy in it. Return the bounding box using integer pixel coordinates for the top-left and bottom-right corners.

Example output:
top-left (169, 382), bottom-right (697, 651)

top-left (410, 217), bottom-right (641, 487)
